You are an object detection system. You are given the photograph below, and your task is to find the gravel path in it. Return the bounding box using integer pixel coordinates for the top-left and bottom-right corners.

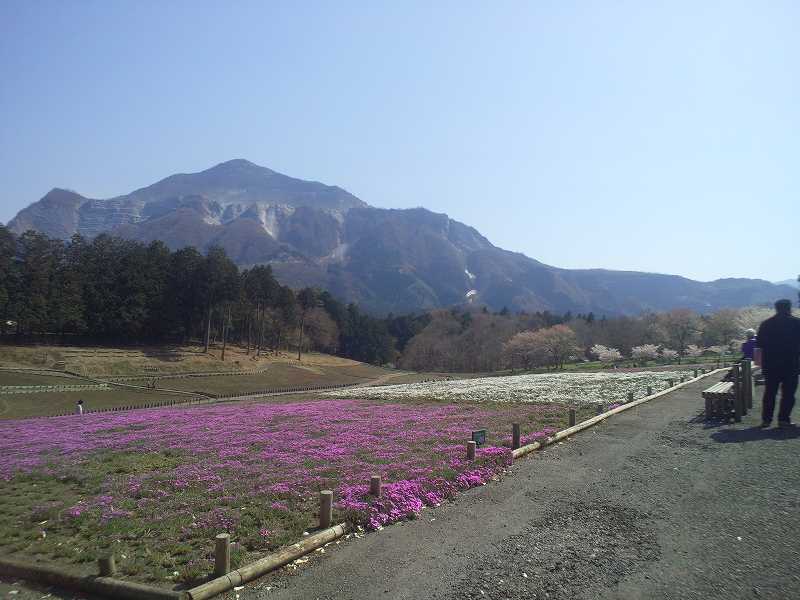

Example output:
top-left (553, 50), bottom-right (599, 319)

top-left (238, 376), bottom-right (800, 600)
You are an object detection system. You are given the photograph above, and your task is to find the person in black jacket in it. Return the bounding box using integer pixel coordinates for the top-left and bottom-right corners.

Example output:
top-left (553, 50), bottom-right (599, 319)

top-left (757, 299), bottom-right (800, 427)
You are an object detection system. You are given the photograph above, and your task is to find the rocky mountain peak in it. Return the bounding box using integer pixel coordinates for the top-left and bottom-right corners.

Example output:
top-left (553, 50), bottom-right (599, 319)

top-left (7, 161), bottom-right (795, 315)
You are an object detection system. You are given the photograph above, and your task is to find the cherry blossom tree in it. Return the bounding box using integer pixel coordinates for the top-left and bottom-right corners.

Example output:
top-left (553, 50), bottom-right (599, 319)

top-left (684, 344), bottom-right (704, 358)
top-left (660, 348), bottom-right (679, 362)
top-left (590, 344), bottom-right (623, 363)
top-left (631, 344), bottom-right (660, 362)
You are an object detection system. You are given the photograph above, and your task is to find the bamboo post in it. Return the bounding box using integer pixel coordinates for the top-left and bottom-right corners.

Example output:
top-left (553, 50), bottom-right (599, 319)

top-left (370, 475), bottom-right (382, 497)
top-left (466, 441), bottom-right (476, 460)
top-left (214, 534), bottom-right (230, 577)
top-left (98, 555), bottom-right (116, 577)
top-left (319, 491), bottom-right (333, 529)
top-left (568, 408), bottom-right (576, 427)
top-left (512, 423), bottom-right (521, 450)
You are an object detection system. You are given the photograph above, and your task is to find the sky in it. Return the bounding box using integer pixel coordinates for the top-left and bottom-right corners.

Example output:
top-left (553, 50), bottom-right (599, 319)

top-left (1, 0), bottom-right (797, 283)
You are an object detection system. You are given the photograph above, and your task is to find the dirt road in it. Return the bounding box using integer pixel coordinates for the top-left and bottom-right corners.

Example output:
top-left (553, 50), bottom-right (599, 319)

top-left (243, 377), bottom-right (800, 600)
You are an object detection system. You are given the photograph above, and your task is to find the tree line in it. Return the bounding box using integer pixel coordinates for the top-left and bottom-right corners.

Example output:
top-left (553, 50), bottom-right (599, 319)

top-left (0, 225), bottom-right (775, 371)
top-left (0, 227), bottom-right (394, 364)
top-left (399, 305), bottom-right (770, 372)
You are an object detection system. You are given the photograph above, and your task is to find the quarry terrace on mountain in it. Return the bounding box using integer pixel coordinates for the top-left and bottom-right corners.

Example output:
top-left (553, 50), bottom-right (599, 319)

top-left (8, 159), bottom-right (794, 316)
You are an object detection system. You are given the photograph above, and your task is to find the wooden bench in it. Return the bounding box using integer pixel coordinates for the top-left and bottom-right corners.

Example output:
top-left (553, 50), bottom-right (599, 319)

top-left (703, 381), bottom-right (735, 420)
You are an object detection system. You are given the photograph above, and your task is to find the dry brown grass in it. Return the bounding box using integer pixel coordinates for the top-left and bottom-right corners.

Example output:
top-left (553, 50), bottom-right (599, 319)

top-left (0, 343), bottom-right (367, 377)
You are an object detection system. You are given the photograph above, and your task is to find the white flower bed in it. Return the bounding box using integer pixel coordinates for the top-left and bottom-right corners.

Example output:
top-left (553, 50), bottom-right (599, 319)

top-left (325, 370), bottom-right (697, 406)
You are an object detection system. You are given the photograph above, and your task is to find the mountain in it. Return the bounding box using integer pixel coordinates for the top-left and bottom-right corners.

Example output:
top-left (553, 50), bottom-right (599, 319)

top-left (8, 160), bottom-right (795, 315)
top-left (775, 279), bottom-right (799, 290)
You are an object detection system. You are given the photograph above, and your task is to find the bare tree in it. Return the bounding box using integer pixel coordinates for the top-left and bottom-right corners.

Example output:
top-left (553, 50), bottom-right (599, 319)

top-left (659, 309), bottom-right (701, 354)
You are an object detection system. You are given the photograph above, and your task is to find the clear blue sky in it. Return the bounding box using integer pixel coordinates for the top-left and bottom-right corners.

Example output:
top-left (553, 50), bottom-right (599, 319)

top-left (1, 1), bottom-right (797, 282)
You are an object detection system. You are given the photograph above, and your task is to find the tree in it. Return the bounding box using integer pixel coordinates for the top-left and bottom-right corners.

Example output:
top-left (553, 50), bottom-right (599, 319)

top-left (166, 247), bottom-right (205, 341)
top-left (703, 308), bottom-right (741, 347)
top-left (590, 344), bottom-right (622, 363)
top-left (684, 344), bottom-right (704, 358)
top-left (631, 344), bottom-right (660, 362)
top-left (736, 306), bottom-right (774, 333)
top-left (527, 325), bottom-right (580, 370)
top-left (15, 231), bottom-right (60, 333)
top-left (50, 235), bottom-right (87, 335)
top-left (199, 247), bottom-right (240, 353)
top-left (503, 331), bottom-right (539, 371)
top-left (0, 226), bottom-right (17, 334)
top-left (660, 348), bottom-right (679, 362)
top-left (341, 303), bottom-right (395, 365)
top-left (242, 265), bottom-right (279, 355)
top-left (659, 309), bottom-right (701, 354)
top-left (296, 288), bottom-right (319, 360)
top-left (304, 307), bottom-right (339, 354)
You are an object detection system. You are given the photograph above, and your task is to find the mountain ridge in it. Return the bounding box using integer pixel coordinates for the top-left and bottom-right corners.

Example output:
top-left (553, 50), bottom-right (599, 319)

top-left (7, 160), bottom-right (794, 315)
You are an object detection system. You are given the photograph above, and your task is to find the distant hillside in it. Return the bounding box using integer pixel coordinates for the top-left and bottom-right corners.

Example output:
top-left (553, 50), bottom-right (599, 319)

top-left (9, 159), bottom-right (795, 315)
top-left (775, 279), bottom-right (799, 290)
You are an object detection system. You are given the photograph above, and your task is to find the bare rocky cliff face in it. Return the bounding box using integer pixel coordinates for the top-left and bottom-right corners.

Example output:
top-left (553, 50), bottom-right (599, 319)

top-left (8, 159), bottom-right (795, 315)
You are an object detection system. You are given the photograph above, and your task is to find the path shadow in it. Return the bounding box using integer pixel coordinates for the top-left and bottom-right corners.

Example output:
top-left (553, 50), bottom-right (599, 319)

top-left (710, 425), bottom-right (800, 444)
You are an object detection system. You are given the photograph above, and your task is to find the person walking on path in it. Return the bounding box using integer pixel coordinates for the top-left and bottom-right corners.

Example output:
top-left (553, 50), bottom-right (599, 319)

top-left (75, 399), bottom-right (84, 415)
top-left (757, 299), bottom-right (800, 427)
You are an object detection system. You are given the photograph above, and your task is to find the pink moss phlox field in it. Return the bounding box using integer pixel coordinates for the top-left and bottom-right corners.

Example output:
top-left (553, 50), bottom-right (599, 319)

top-left (0, 399), bottom-right (564, 529)
top-left (337, 447), bottom-right (513, 530)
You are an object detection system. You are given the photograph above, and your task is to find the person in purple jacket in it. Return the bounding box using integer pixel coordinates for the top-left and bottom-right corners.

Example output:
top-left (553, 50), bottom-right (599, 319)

top-left (741, 329), bottom-right (757, 360)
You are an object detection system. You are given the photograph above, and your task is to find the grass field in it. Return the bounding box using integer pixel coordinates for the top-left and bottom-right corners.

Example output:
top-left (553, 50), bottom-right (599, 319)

top-left (155, 363), bottom-right (394, 396)
top-left (0, 395), bottom-right (584, 587)
top-left (0, 371), bottom-right (80, 387)
top-left (0, 388), bottom-right (195, 420)
top-left (0, 344), bottom-right (397, 419)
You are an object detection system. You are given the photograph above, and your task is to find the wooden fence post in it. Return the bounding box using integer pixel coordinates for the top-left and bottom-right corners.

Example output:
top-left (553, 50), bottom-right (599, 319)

top-left (596, 404), bottom-right (603, 416)
top-left (98, 555), bottom-right (117, 577)
top-left (370, 475), bottom-right (382, 497)
top-left (568, 408), bottom-right (576, 427)
top-left (742, 359), bottom-right (753, 410)
top-left (512, 423), bottom-right (521, 450)
top-left (319, 491), bottom-right (333, 529)
top-left (466, 441), bottom-right (476, 460)
top-left (732, 363), bottom-right (743, 422)
top-left (214, 533), bottom-right (230, 577)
